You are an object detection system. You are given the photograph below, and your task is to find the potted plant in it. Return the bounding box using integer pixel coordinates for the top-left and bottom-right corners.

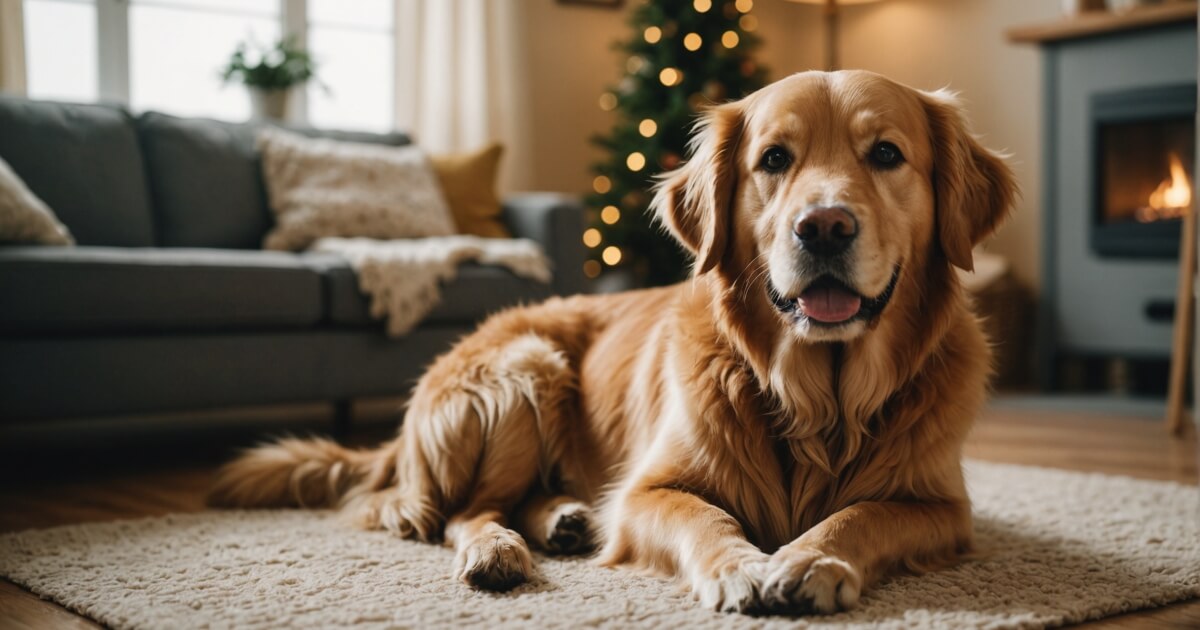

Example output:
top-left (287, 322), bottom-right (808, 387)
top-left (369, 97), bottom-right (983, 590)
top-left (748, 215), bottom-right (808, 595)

top-left (221, 37), bottom-right (317, 121)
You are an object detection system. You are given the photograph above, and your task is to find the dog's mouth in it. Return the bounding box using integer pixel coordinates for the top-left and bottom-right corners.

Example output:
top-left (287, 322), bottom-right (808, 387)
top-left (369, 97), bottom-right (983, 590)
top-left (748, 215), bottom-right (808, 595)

top-left (768, 267), bottom-right (901, 327)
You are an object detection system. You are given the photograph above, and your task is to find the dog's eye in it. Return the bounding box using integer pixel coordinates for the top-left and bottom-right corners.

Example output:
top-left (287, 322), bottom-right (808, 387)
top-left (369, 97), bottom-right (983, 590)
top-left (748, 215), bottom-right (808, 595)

top-left (760, 147), bottom-right (791, 173)
top-left (869, 141), bottom-right (904, 169)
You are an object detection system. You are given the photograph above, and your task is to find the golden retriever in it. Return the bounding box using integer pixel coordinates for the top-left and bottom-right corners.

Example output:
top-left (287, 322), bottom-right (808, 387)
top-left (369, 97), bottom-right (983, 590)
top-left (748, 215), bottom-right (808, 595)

top-left (211, 70), bottom-right (1016, 615)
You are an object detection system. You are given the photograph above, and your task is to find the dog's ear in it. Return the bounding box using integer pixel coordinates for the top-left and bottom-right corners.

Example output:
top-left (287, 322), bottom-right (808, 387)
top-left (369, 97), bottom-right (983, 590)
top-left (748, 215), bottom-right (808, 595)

top-left (921, 90), bottom-right (1017, 272)
top-left (651, 102), bottom-right (744, 275)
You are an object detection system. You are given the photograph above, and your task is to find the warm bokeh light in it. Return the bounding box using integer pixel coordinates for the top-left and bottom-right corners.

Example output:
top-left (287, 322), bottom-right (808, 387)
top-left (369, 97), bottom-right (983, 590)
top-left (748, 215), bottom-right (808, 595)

top-left (735, 0), bottom-right (753, 12)
top-left (638, 118), bottom-right (657, 137)
top-left (602, 246), bottom-right (622, 266)
top-left (583, 228), bottom-right (602, 248)
top-left (583, 260), bottom-right (601, 278)
top-left (598, 92), bottom-right (617, 111)
top-left (659, 67), bottom-right (681, 86)
top-left (683, 33), bottom-right (702, 51)
top-left (626, 56), bottom-right (645, 74)
top-left (644, 26), bottom-right (662, 44)
top-left (592, 175), bottom-right (611, 193)
top-left (601, 205), bottom-right (621, 224)
top-left (739, 14), bottom-right (758, 32)
top-left (693, 0), bottom-right (712, 13)
top-left (627, 152), bottom-right (646, 171)
top-left (722, 31), bottom-right (740, 48)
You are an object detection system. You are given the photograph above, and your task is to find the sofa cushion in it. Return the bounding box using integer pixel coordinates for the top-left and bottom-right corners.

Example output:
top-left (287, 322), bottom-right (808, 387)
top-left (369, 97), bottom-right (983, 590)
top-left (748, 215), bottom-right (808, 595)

top-left (0, 246), bottom-right (341, 333)
top-left (137, 112), bottom-right (412, 249)
top-left (0, 97), bottom-right (155, 246)
top-left (324, 260), bottom-right (553, 327)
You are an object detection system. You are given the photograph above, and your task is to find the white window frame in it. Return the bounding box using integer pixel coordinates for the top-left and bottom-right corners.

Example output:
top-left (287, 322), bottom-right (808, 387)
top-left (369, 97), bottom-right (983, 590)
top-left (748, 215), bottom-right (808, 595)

top-left (37, 0), bottom-right (393, 125)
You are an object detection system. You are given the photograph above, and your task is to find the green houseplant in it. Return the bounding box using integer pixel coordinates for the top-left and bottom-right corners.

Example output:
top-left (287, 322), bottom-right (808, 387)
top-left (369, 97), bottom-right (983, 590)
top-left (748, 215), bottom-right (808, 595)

top-left (221, 37), bottom-right (318, 121)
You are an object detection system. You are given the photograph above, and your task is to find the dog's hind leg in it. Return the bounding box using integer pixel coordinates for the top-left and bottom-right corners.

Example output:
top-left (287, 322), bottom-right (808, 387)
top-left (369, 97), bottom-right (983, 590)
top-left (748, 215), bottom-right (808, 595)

top-left (405, 332), bottom-right (575, 590)
top-left (515, 493), bottom-right (594, 555)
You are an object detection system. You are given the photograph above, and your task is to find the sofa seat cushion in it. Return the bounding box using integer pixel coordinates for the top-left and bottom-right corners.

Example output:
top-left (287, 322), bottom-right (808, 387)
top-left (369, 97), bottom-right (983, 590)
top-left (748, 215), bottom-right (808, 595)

top-left (324, 260), bottom-right (553, 327)
top-left (0, 247), bottom-right (339, 333)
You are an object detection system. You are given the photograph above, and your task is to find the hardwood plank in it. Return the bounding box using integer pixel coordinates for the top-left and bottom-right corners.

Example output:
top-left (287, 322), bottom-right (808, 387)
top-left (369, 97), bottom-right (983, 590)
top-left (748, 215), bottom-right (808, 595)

top-left (0, 581), bottom-right (102, 630)
top-left (1007, 2), bottom-right (1198, 44)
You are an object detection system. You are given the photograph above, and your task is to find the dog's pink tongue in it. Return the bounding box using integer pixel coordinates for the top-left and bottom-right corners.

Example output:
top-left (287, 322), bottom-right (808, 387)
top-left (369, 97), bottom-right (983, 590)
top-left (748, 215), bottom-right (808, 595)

top-left (798, 285), bottom-right (862, 323)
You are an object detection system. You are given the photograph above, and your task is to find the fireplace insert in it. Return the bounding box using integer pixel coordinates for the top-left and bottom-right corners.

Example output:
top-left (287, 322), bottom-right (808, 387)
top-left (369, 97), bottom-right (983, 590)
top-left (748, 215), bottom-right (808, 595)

top-left (1091, 83), bottom-right (1195, 259)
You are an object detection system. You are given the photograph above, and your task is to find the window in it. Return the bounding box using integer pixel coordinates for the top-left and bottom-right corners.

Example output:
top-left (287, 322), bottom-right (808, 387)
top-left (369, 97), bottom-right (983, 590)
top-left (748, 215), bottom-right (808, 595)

top-left (307, 0), bottom-right (393, 132)
top-left (23, 0), bottom-right (98, 103)
top-left (129, 0), bottom-right (280, 120)
top-left (21, 0), bottom-right (395, 131)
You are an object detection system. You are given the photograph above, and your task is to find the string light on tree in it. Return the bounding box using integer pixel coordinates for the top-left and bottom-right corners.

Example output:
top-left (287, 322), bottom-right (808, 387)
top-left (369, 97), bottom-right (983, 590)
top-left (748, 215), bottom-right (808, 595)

top-left (583, 228), bottom-right (602, 248)
top-left (598, 92), bottom-right (617, 111)
top-left (585, 0), bottom-right (765, 285)
top-left (583, 260), bottom-right (601, 279)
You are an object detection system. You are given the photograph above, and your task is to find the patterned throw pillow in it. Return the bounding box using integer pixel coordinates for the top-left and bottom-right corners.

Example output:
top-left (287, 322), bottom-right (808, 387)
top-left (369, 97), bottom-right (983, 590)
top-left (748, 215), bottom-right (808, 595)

top-left (0, 155), bottom-right (73, 246)
top-left (258, 128), bottom-right (456, 251)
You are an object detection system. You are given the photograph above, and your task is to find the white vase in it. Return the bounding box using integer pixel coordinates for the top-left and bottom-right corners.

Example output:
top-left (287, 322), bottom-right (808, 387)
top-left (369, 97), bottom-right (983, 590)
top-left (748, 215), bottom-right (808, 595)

top-left (248, 87), bottom-right (290, 122)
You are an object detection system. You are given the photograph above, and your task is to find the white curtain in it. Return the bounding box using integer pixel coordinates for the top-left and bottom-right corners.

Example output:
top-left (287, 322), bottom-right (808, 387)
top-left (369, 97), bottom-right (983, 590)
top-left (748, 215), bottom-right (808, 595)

top-left (0, 0), bottom-right (26, 95)
top-left (393, 0), bottom-right (533, 192)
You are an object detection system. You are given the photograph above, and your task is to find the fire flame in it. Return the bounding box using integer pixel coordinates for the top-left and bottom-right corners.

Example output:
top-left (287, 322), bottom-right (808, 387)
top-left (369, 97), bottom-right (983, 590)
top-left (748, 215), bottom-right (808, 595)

top-left (1137, 153), bottom-right (1192, 222)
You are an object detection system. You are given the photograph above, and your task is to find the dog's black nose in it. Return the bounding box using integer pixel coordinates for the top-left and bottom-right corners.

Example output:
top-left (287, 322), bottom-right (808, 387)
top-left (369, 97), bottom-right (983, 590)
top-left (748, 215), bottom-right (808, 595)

top-left (794, 207), bottom-right (858, 256)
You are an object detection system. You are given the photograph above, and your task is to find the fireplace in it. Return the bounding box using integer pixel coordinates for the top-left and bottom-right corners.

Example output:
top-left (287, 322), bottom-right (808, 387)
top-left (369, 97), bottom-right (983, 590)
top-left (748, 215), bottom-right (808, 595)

top-left (1026, 18), bottom-right (1196, 390)
top-left (1092, 84), bottom-right (1196, 259)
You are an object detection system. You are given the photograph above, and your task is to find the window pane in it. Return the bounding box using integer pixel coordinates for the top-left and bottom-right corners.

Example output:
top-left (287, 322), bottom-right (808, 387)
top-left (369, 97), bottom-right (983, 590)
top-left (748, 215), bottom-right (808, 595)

top-left (307, 27), bottom-right (392, 132)
top-left (309, 0), bottom-right (392, 30)
top-left (24, 0), bottom-right (98, 103)
top-left (129, 4), bottom-right (279, 120)
top-left (132, 0), bottom-right (278, 17)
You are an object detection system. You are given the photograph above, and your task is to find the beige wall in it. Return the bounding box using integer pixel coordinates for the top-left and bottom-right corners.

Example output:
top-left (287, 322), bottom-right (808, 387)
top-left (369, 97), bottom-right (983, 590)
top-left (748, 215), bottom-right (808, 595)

top-left (521, 0), bottom-right (1056, 289)
top-left (837, 0), bottom-right (1059, 289)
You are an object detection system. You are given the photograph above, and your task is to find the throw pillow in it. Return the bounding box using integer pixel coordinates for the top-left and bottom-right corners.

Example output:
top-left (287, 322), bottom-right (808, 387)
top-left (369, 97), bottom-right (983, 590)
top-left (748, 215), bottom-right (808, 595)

top-left (430, 143), bottom-right (511, 238)
top-left (0, 155), bottom-right (73, 246)
top-left (258, 128), bottom-right (456, 251)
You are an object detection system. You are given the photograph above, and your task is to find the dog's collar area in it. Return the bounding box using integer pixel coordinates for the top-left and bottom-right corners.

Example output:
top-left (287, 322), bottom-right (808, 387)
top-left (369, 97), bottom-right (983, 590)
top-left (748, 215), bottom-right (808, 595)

top-left (767, 266), bottom-right (901, 327)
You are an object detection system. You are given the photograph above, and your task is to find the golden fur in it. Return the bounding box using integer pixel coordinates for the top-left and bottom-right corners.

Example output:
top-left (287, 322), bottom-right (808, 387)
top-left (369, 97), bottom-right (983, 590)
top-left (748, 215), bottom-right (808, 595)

top-left (211, 70), bottom-right (1016, 614)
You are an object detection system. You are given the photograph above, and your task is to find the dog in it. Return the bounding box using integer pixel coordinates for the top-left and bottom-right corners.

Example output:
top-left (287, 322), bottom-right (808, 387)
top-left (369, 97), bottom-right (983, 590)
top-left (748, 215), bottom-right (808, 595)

top-left (211, 70), bottom-right (1016, 615)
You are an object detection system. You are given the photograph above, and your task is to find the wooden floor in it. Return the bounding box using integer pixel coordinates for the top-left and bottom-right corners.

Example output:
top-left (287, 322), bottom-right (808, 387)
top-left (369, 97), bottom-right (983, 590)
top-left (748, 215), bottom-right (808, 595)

top-left (1, 403), bottom-right (1197, 629)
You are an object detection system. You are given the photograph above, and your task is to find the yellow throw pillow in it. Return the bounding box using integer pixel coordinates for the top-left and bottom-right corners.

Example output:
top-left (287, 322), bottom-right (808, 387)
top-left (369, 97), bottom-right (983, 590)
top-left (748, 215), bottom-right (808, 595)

top-left (430, 143), bottom-right (511, 239)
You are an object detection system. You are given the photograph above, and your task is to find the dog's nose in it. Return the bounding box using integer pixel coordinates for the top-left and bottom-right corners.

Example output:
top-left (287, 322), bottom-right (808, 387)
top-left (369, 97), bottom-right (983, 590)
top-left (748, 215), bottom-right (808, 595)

top-left (794, 207), bottom-right (858, 256)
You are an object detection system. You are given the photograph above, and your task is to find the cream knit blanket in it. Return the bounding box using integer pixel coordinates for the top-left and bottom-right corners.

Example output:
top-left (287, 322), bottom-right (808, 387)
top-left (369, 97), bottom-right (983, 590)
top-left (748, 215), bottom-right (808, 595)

top-left (313, 236), bottom-right (552, 336)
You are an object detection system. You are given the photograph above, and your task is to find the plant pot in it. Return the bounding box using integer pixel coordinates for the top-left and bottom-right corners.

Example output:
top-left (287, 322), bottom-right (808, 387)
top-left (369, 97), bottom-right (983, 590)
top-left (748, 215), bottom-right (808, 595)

top-left (248, 87), bottom-right (290, 121)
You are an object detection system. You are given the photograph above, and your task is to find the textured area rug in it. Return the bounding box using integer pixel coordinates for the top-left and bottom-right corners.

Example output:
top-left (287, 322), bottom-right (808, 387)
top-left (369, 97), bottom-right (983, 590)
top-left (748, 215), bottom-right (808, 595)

top-left (1, 460), bottom-right (1197, 629)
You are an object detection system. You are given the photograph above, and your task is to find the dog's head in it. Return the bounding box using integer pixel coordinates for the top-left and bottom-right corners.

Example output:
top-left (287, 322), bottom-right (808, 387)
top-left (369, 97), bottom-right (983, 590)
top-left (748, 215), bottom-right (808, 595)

top-left (654, 70), bottom-right (1016, 342)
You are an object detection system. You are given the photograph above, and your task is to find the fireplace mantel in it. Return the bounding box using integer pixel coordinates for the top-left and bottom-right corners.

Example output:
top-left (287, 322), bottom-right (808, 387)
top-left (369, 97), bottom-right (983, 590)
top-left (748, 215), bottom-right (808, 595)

top-left (1007, 2), bottom-right (1197, 44)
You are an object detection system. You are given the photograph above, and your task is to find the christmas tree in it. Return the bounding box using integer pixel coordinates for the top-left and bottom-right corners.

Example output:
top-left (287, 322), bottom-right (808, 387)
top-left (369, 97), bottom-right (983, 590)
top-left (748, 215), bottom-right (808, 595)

top-left (585, 0), bottom-right (767, 286)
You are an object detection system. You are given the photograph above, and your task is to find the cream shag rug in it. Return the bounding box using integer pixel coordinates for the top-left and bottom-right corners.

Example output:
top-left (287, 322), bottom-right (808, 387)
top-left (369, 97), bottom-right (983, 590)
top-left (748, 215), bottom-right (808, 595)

top-left (1, 461), bottom-right (1197, 630)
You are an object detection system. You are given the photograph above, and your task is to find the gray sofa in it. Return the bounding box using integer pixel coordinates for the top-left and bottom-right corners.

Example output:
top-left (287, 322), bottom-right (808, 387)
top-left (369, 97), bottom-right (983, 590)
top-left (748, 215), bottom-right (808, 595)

top-left (0, 96), bottom-right (586, 424)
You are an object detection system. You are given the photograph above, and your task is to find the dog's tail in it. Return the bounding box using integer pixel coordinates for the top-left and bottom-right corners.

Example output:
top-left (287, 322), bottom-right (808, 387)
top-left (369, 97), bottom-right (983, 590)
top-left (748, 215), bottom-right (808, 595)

top-left (207, 437), bottom-right (398, 509)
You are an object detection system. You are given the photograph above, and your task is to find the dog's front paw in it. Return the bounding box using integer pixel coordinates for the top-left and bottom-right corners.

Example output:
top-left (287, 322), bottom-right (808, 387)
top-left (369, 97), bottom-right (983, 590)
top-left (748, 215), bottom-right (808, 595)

top-left (692, 557), bottom-right (769, 614)
top-left (760, 548), bottom-right (861, 614)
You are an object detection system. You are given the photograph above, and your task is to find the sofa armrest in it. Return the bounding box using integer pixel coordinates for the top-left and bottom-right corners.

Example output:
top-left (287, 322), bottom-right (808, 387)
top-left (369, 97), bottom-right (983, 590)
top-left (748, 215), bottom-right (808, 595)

top-left (502, 193), bottom-right (587, 296)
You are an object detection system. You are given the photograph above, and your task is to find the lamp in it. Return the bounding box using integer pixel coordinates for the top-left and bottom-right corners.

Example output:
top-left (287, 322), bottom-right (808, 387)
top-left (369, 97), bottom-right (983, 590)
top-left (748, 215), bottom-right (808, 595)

top-left (786, 0), bottom-right (885, 71)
